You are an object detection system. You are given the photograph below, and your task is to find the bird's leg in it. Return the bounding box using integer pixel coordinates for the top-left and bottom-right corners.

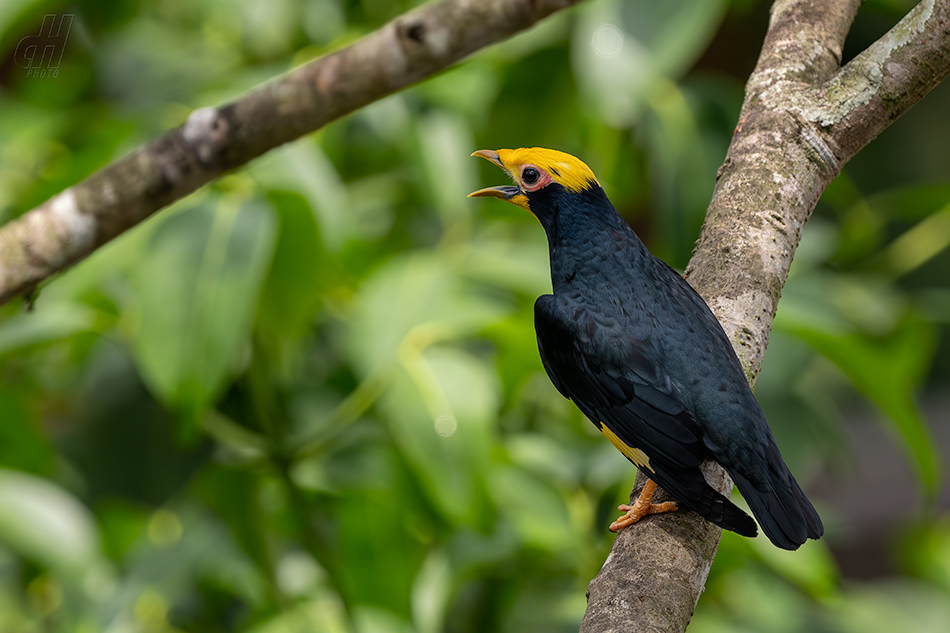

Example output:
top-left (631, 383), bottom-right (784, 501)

top-left (609, 479), bottom-right (679, 532)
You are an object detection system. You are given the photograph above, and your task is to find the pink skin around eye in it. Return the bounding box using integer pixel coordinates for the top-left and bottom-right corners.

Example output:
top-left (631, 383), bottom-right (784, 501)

top-left (519, 164), bottom-right (554, 192)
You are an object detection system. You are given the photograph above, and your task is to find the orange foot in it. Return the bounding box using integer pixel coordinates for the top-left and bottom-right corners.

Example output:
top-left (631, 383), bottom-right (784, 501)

top-left (609, 479), bottom-right (679, 532)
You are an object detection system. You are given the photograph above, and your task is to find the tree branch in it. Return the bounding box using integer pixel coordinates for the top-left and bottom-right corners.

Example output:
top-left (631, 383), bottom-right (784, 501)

top-left (0, 0), bottom-right (583, 305)
top-left (582, 1), bottom-right (949, 631)
top-left (823, 0), bottom-right (950, 162)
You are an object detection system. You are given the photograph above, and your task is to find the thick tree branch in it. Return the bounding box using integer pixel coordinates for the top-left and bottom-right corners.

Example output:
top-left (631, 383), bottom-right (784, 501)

top-left (822, 0), bottom-right (950, 161)
top-left (747, 0), bottom-right (859, 91)
top-left (582, 1), bottom-right (949, 631)
top-left (691, 0), bottom-right (949, 382)
top-left (0, 0), bottom-right (583, 305)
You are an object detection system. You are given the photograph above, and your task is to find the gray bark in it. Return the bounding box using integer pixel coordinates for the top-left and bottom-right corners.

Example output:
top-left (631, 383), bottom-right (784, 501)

top-left (581, 1), bottom-right (950, 631)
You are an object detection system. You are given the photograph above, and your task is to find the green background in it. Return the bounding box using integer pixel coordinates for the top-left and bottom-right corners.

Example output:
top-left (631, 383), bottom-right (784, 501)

top-left (1, 0), bottom-right (949, 631)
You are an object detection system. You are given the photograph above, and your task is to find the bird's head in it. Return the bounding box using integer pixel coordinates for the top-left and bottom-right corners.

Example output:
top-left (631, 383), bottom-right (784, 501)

top-left (467, 148), bottom-right (604, 222)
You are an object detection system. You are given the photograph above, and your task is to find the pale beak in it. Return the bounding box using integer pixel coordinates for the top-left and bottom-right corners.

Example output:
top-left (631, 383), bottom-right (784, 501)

top-left (468, 150), bottom-right (521, 200)
top-left (467, 185), bottom-right (522, 200)
top-left (470, 149), bottom-right (505, 170)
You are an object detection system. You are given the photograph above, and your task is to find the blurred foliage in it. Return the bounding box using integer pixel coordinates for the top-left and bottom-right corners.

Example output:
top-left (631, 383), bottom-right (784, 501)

top-left (0, 0), bottom-right (949, 631)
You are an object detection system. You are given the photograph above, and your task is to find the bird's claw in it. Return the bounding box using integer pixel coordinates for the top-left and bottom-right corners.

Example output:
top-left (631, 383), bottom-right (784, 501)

top-left (608, 479), bottom-right (679, 532)
top-left (608, 501), bottom-right (679, 532)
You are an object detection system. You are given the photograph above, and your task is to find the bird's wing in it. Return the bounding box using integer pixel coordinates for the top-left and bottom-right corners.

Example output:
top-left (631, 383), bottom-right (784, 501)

top-left (534, 293), bottom-right (760, 539)
top-left (645, 263), bottom-right (824, 547)
top-left (534, 294), bottom-right (704, 470)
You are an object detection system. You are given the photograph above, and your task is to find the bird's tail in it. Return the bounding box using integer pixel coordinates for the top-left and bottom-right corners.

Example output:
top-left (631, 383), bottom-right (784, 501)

top-left (648, 468), bottom-right (758, 538)
top-left (730, 451), bottom-right (823, 551)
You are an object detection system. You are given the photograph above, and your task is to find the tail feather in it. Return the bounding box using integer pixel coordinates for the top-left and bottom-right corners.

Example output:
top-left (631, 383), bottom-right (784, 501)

top-left (732, 469), bottom-right (823, 550)
top-left (647, 468), bottom-right (758, 538)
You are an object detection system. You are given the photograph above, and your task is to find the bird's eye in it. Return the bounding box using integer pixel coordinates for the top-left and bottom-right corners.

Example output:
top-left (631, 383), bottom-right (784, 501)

top-left (522, 167), bottom-right (540, 185)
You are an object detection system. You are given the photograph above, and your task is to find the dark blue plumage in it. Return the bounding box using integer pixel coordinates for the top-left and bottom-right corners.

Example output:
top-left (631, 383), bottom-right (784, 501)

top-left (470, 148), bottom-right (823, 550)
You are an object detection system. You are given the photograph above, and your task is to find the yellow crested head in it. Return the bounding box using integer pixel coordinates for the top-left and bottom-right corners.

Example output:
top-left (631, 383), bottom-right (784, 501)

top-left (495, 148), bottom-right (599, 193)
top-left (468, 147), bottom-right (601, 213)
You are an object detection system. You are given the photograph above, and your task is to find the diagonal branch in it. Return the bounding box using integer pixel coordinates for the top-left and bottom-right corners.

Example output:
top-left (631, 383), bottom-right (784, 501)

top-left (690, 0), bottom-right (949, 382)
top-left (746, 0), bottom-right (859, 95)
top-left (582, 1), bottom-right (949, 631)
top-left (821, 0), bottom-right (950, 162)
top-left (0, 0), bottom-right (583, 305)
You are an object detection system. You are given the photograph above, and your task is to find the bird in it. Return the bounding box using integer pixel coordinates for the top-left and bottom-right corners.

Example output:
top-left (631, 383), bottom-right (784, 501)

top-left (468, 147), bottom-right (823, 550)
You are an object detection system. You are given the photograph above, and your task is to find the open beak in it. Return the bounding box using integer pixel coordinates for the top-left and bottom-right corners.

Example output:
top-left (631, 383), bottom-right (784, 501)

top-left (467, 184), bottom-right (522, 200)
top-left (467, 150), bottom-right (524, 202)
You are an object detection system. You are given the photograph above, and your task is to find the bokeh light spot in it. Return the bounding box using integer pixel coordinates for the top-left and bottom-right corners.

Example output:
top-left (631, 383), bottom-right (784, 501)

top-left (434, 415), bottom-right (457, 437)
top-left (592, 24), bottom-right (624, 59)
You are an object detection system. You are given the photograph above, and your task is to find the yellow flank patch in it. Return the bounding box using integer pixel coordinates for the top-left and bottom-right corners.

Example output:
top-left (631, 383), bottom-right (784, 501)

top-left (601, 423), bottom-right (654, 472)
top-left (497, 148), bottom-right (600, 193)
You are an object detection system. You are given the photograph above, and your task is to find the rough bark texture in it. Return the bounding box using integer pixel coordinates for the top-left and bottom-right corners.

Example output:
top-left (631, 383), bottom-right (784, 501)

top-left (0, 0), bottom-right (583, 305)
top-left (581, 465), bottom-right (729, 633)
top-left (582, 1), bottom-right (950, 631)
top-left (689, 0), bottom-right (950, 382)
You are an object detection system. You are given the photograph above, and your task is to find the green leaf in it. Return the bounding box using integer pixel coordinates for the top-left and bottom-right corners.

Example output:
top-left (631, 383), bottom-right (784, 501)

top-left (242, 594), bottom-right (349, 633)
top-left (201, 410), bottom-right (268, 463)
top-left (0, 389), bottom-right (55, 474)
top-left (488, 464), bottom-right (573, 551)
top-left (784, 316), bottom-right (941, 495)
top-left (257, 191), bottom-right (327, 365)
top-left (573, 0), bottom-right (727, 126)
top-left (418, 110), bottom-right (477, 225)
top-left (0, 468), bottom-right (102, 578)
top-left (0, 302), bottom-right (97, 355)
top-left (0, 0), bottom-right (54, 49)
top-left (250, 141), bottom-right (349, 250)
top-left (96, 499), bottom-right (150, 562)
top-left (380, 346), bottom-right (497, 528)
top-left (642, 81), bottom-right (713, 264)
top-left (125, 196), bottom-right (277, 424)
top-left (411, 549), bottom-right (452, 633)
top-left (191, 466), bottom-right (275, 587)
top-left (346, 251), bottom-right (509, 377)
top-left (899, 518), bottom-right (950, 593)
top-left (416, 63), bottom-right (499, 123)
top-left (336, 488), bottom-right (427, 619)
top-left (872, 200), bottom-right (950, 278)
top-left (463, 224), bottom-right (551, 296)
top-left (353, 606), bottom-right (416, 633)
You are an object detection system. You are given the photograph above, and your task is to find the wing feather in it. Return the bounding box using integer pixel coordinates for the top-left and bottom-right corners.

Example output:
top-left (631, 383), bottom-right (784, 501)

top-left (535, 293), bottom-right (758, 537)
top-left (535, 294), bottom-right (702, 468)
